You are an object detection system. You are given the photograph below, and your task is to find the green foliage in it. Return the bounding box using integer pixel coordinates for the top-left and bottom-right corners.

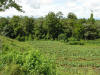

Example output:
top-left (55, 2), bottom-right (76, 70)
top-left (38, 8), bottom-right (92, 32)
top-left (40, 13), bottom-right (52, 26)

top-left (68, 37), bottom-right (77, 41)
top-left (83, 24), bottom-right (98, 40)
top-left (0, 0), bottom-right (23, 12)
top-left (28, 34), bottom-right (32, 41)
top-left (68, 37), bottom-right (85, 45)
top-left (0, 36), bottom-right (56, 75)
top-left (0, 11), bottom-right (99, 41)
top-left (58, 33), bottom-right (67, 41)
top-left (1, 50), bottom-right (56, 75)
top-left (27, 40), bottom-right (100, 75)
top-left (68, 41), bottom-right (84, 45)
top-left (88, 13), bottom-right (95, 24)
top-left (23, 50), bottom-right (56, 75)
top-left (44, 12), bottom-right (61, 40)
top-left (34, 18), bottom-right (45, 40)
top-left (67, 12), bottom-right (77, 20)
top-left (0, 64), bottom-right (24, 75)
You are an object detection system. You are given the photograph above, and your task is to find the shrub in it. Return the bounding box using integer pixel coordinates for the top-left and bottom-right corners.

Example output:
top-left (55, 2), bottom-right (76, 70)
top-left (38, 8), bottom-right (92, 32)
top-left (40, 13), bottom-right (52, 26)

top-left (68, 37), bottom-right (77, 41)
top-left (0, 39), bottom-right (2, 53)
top-left (0, 49), bottom-right (56, 75)
top-left (28, 34), bottom-right (33, 41)
top-left (68, 41), bottom-right (84, 45)
top-left (0, 36), bottom-right (56, 75)
top-left (58, 34), bottom-right (67, 41)
top-left (23, 50), bottom-right (56, 75)
top-left (25, 36), bottom-right (28, 41)
top-left (0, 64), bottom-right (24, 75)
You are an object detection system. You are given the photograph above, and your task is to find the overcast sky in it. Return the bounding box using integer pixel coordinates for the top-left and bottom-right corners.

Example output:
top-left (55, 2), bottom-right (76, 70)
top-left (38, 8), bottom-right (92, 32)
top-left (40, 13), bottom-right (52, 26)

top-left (0, 0), bottom-right (100, 19)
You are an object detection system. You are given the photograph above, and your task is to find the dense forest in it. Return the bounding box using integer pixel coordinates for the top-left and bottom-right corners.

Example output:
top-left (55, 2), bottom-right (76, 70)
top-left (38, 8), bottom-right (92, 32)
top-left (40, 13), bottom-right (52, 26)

top-left (0, 12), bottom-right (100, 41)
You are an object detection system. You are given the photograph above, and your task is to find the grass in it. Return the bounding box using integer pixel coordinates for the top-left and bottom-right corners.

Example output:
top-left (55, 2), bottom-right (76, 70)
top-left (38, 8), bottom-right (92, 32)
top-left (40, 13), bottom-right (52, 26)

top-left (1, 36), bottom-right (100, 75)
top-left (27, 40), bottom-right (100, 75)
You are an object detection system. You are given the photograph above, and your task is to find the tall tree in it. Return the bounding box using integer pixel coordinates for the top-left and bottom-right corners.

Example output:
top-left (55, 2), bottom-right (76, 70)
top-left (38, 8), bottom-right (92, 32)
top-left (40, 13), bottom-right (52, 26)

top-left (7, 16), bottom-right (21, 38)
top-left (67, 12), bottom-right (77, 38)
top-left (88, 12), bottom-right (95, 24)
top-left (44, 12), bottom-right (60, 39)
top-left (34, 17), bottom-right (45, 39)
top-left (67, 12), bottom-right (77, 20)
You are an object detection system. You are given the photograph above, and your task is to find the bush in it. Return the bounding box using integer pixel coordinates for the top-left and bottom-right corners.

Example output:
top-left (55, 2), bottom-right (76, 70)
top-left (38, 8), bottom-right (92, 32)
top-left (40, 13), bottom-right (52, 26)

top-left (0, 47), bottom-right (56, 75)
top-left (0, 36), bottom-right (56, 75)
top-left (68, 41), bottom-right (84, 45)
top-left (58, 34), bottom-right (67, 41)
top-left (23, 50), bottom-right (56, 75)
top-left (0, 64), bottom-right (24, 75)
top-left (28, 34), bottom-right (33, 41)
top-left (0, 39), bottom-right (2, 53)
top-left (16, 35), bottom-right (25, 41)
top-left (68, 37), bottom-right (77, 41)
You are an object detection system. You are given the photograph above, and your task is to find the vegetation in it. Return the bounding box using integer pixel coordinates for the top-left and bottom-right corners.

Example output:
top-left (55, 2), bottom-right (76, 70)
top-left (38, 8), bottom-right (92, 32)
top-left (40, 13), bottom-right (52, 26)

top-left (1, 35), bottom-right (100, 74)
top-left (27, 40), bottom-right (100, 75)
top-left (1, 0), bottom-right (100, 75)
top-left (0, 9), bottom-right (100, 75)
top-left (0, 0), bottom-right (22, 12)
top-left (0, 12), bottom-right (99, 41)
top-left (0, 36), bottom-right (56, 75)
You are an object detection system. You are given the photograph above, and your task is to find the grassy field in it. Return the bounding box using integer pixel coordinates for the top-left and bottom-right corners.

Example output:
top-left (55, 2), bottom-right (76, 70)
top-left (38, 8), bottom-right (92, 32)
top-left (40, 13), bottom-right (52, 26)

top-left (27, 40), bottom-right (100, 75)
top-left (1, 36), bottom-right (100, 75)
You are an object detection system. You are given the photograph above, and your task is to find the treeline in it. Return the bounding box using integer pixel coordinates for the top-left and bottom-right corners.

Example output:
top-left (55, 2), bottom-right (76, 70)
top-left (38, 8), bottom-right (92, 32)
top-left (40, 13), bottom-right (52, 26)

top-left (0, 12), bottom-right (100, 41)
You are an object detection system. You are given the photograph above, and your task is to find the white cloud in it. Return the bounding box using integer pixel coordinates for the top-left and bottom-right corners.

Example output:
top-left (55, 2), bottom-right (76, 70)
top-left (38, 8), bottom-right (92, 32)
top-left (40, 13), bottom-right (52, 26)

top-left (0, 0), bottom-right (100, 19)
top-left (40, 0), bottom-right (53, 5)
top-left (65, 0), bottom-right (100, 18)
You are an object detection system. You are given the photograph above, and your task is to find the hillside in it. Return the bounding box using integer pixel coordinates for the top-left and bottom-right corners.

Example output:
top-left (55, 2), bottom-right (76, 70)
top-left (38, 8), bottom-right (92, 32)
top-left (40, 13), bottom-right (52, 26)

top-left (0, 36), bottom-right (56, 75)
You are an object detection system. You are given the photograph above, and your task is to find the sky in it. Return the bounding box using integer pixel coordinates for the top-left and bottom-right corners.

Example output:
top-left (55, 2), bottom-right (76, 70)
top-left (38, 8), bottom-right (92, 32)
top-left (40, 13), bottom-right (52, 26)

top-left (0, 0), bottom-right (100, 19)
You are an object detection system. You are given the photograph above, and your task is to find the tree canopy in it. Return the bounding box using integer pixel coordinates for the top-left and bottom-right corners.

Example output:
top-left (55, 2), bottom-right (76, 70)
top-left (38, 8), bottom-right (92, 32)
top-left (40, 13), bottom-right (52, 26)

top-left (0, 0), bottom-right (22, 12)
top-left (0, 12), bottom-right (99, 41)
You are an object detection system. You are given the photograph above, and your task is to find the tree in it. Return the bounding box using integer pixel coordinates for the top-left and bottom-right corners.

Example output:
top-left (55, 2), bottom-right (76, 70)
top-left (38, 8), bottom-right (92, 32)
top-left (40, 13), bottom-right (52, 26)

top-left (56, 11), bottom-right (64, 35)
top-left (61, 18), bottom-right (72, 38)
top-left (24, 17), bottom-right (34, 36)
top-left (44, 12), bottom-right (60, 40)
top-left (0, 17), bottom-right (9, 35)
top-left (88, 13), bottom-right (95, 24)
top-left (0, 0), bottom-right (23, 12)
top-left (0, 11), bottom-right (99, 41)
top-left (34, 17), bottom-right (45, 39)
top-left (67, 12), bottom-right (77, 38)
top-left (7, 16), bottom-right (21, 38)
top-left (56, 11), bottom-right (63, 19)
top-left (83, 12), bottom-right (97, 40)
top-left (83, 24), bottom-right (97, 40)
top-left (18, 16), bottom-right (34, 40)
top-left (67, 12), bottom-right (77, 20)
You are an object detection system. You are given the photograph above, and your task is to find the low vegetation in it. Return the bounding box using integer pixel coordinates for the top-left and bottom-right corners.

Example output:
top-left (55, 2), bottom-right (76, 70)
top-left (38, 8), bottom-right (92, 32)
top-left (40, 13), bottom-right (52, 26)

top-left (0, 36), bottom-right (56, 75)
top-left (27, 40), bottom-right (100, 75)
